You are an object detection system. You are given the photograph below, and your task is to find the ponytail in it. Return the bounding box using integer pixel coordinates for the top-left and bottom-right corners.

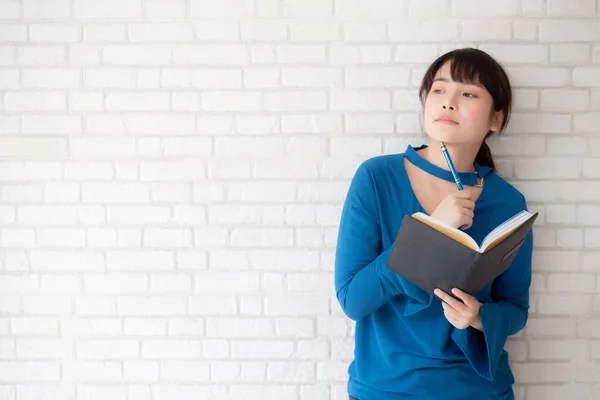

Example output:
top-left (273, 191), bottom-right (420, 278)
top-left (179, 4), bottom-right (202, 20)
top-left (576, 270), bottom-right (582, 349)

top-left (475, 139), bottom-right (495, 171)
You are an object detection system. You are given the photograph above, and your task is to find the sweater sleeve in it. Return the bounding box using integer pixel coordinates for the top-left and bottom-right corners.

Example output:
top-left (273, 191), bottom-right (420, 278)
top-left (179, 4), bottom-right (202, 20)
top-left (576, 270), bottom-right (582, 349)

top-left (334, 162), bottom-right (430, 321)
top-left (451, 212), bottom-right (534, 381)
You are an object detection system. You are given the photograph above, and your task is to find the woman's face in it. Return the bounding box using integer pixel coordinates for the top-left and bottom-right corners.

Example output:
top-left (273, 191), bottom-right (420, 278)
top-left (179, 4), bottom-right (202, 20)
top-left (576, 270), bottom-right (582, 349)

top-left (423, 60), bottom-right (502, 146)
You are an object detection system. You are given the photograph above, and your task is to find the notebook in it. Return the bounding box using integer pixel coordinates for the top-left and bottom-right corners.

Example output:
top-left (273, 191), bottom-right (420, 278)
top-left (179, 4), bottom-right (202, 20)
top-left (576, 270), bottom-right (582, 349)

top-left (387, 210), bottom-right (538, 298)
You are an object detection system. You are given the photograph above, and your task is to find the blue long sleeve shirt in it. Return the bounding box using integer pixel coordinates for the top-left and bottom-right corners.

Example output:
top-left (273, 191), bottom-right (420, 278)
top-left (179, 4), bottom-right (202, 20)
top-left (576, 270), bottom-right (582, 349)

top-left (334, 147), bottom-right (533, 400)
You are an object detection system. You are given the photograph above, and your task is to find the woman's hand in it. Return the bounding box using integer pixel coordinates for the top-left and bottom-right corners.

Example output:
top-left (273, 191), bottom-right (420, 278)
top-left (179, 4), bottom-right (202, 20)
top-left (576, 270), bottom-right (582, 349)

top-left (434, 288), bottom-right (483, 331)
top-left (430, 190), bottom-right (475, 230)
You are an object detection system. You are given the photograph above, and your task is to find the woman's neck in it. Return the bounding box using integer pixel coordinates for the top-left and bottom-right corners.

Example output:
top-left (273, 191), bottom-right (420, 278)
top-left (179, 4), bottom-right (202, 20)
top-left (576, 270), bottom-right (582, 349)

top-left (420, 140), bottom-right (479, 173)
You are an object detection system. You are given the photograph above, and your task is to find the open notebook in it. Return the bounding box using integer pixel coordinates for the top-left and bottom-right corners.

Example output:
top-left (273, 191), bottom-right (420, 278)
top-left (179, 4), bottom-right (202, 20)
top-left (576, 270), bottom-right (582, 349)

top-left (387, 209), bottom-right (538, 297)
top-left (411, 210), bottom-right (536, 253)
top-left (412, 210), bottom-right (533, 253)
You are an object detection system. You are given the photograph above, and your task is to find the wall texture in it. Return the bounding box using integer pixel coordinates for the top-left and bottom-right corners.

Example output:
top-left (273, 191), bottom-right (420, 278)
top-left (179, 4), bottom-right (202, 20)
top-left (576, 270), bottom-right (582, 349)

top-left (0, 0), bottom-right (599, 399)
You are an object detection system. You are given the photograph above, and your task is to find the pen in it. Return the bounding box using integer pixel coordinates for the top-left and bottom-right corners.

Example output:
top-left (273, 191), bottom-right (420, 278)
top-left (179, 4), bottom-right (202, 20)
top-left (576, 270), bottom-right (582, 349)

top-left (440, 142), bottom-right (464, 191)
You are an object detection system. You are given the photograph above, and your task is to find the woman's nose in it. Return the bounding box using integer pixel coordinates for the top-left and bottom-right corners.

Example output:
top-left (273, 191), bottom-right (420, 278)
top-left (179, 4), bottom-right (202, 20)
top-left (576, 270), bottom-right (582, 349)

top-left (442, 104), bottom-right (455, 111)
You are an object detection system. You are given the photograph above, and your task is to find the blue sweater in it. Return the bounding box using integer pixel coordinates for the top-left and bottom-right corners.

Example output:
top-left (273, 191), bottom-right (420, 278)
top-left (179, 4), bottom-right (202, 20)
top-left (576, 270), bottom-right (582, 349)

top-left (334, 147), bottom-right (533, 400)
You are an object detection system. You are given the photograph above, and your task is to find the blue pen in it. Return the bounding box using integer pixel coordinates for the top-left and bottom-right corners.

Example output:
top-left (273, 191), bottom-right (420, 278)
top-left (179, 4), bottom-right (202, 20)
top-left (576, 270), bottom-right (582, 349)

top-left (440, 141), bottom-right (464, 191)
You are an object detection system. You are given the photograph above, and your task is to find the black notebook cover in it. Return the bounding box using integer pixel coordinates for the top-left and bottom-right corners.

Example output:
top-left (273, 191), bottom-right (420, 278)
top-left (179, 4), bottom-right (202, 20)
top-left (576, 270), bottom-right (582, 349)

top-left (386, 212), bottom-right (538, 299)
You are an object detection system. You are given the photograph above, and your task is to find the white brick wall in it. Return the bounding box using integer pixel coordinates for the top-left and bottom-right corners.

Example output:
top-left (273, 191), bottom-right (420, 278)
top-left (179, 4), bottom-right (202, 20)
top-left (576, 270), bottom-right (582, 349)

top-left (0, 1), bottom-right (599, 399)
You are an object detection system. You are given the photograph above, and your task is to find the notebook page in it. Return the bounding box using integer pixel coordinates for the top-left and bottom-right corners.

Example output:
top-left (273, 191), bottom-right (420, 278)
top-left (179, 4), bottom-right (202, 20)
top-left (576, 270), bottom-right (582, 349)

top-left (412, 212), bottom-right (480, 251)
top-left (480, 211), bottom-right (532, 252)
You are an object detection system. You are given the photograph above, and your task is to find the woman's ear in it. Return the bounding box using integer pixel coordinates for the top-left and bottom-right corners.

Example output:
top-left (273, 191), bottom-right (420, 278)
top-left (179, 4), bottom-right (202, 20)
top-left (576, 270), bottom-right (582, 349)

top-left (490, 109), bottom-right (504, 132)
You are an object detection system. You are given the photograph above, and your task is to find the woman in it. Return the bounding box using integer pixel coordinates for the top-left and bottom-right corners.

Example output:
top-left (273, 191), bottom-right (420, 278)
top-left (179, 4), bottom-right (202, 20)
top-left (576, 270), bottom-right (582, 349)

top-left (334, 48), bottom-right (533, 399)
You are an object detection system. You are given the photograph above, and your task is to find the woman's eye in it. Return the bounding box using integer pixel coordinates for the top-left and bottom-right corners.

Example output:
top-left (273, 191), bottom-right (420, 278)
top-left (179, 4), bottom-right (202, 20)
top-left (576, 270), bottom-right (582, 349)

top-left (463, 92), bottom-right (476, 98)
top-left (432, 89), bottom-right (443, 94)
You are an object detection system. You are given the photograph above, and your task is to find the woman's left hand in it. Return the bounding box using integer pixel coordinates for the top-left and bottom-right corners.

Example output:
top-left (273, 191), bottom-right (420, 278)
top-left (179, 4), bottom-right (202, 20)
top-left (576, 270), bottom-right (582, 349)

top-left (434, 288), bottom-right (483, 331)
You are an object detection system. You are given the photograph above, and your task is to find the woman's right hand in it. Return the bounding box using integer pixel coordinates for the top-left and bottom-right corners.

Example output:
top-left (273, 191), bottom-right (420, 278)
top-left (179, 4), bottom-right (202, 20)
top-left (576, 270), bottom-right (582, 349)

top-left (430, 190), bottom-right (475, 230)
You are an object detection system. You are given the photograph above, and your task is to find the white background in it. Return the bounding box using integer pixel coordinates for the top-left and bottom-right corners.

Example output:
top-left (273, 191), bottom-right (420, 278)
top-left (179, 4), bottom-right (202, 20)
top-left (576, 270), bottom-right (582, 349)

top-left (1, 0), bottom-right (600, 399)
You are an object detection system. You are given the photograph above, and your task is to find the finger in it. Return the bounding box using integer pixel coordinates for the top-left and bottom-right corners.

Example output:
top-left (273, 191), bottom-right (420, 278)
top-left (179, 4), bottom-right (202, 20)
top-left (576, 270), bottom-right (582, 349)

top-left (451, 288), bottom-right (478, 308)
top-left (441, 301), bottom-right (460, 319)
top-left (434, 288), bottom-right (467, 311)
top-left (458, 199), bottom-right (475, 210)
top-left (462, 207), bottom-right (475, 218)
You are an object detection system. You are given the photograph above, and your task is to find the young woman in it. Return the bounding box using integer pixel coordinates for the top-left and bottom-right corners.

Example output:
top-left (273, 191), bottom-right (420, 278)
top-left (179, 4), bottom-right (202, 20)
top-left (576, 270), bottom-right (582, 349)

top-left (334, 48), bottom-right (534, 399)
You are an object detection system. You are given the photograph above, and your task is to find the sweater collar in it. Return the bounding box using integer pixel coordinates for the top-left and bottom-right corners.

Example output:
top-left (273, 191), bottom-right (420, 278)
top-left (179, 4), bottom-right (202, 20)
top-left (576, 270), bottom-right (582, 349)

top-left (404, 144), bottom-right (492, 186)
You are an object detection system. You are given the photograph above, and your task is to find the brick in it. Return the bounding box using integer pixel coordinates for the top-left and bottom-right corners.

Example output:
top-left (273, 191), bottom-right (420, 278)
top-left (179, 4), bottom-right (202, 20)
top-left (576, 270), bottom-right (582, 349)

top-left (0, 138), bottom-right (69, 159)
top-left (241, 22), bottom-right (287, 41)
top-left (585, 228), bottom-right (600, 248)
top-left (511, 362), bottom-right (572, 383)
top-left (344, 22), bottom-right (386, 42)
top-left (230, 228), bottom-right (293, 247)
top-left (243, 67), bottom-right (281, 88)
top-left (507, 67), bottom-right (570, 87)
top-left (0, 1), bottom-right (20, 18)
top-left (513, 22), bottom-right (538, 41)
top-left (514, 158), bottom-right (581, 179)
top-left (546, 273), bottom-right (595, 292)
top-left (331, 137), bottom-right (382, 157)
top-left (145, 0), bottom-right (186, 18)
top-left (215, 137), bottom-right (284, 157)
top-left (235, 115), bottom-right (279, 135)
top-left (282, 0), bottom-right (333, 17)
top-left (330, 44), bottom-right (392, 65)
top-left (29, 24), bottom-right (80, 42)
top-left (249, 250), bottom-right (320, 271)
top-left (202, 91), bottom-right (261, 112)
top-left (526, 384), bottom-right (587, 400)
top-left (196, 22), bottom-right (240, 41)
top-left (103, 45), bottom-right (171, 66)
top-left (506, 113), bottom-right (571, 134)
top-left (290, 22), bottom-right (340, 42)
top-left (389, 20), bottom-right (458, 42)
top-left (345, 67), bottom-right (409, 88)
top-left (0, 68), bottom-right (19, 88)
top-left (160, 361), bottom-right (209, 381)
top-left (78, 340), bottom-right (139, 360)
top-left (22, 68), bottom-right (80, 89)
top-left (574, 112), bottom-right (600, 132)
top-left (547, 205), bottom-right (576, 224)
top-left (230, 386), bottom-right (297, 400)
top-left (106, 92), bottom-right (168, 112)
top-left (231, 341), bottom-right (294, 359)
top-left (521, 0), bottom-right (546, 16)
top-left (129, 23), bottom-right (193, 42)
top-left (154, 385), bottom-right (227, 399)
top-left (547, 137), bottom-right (588, 156)
top-left (75, 0), bottom-right (142, 18)
top-left (453, 0), bottom-right (519, 16)
top-left (265, 295), bottom-right (329, 316)
top-left (254, 159), bottom-right (319, 179)
top-left (192, 69), bottom-right (243, 89)
top-left (281, 115), bottom-right (342, 134)
top-left (538, 295), bottom-right (592, 315)
top-left (282, 67), bottom-right (341, 88)
top-left (0, 362), bottom-right (60, 382)
top-left (541, 21), bottom-right (600, 42)
top-left (0, 24), bottom-right (27, 42)
top-left (335, 0), bottom-right (406, 18)
top-left (206, 318), bottom-right (274, 338)
top-left (556, 229), bottom-right (583, 249)
top-left (547, 0), bottom-right (596, 16)
top-left (267, 362), bottom-right (315, 382)
top-left (276, 318), bottom-right (315, 337)
top-left (118, 296), bottom-right (186, 316)
top-left (461, 21), bottom-right (511, 41)
top-left (479, 44), bottom-right (548, 63)
top-left (84, 24), bottom-right (126, 43)
top-left (331, 90), bottom-right (390, 111)
top-left (264, 91), bottom-right (327, 112)
top-left (17, 46), bottom-right (65, 66)
top-left (278, 45), bottom-right (327, 64)
top-left (551, 44), bottom-right (591, 64)
top-left (190, 0), bottom-right (254, 18)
